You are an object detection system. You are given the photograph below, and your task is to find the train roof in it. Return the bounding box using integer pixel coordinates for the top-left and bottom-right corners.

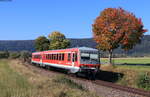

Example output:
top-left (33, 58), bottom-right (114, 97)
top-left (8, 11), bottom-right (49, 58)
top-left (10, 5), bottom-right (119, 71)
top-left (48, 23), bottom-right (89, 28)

top-left (32, 47), bottom-right (98, 54)
top-left (78, 47), bottom-right (98, 51)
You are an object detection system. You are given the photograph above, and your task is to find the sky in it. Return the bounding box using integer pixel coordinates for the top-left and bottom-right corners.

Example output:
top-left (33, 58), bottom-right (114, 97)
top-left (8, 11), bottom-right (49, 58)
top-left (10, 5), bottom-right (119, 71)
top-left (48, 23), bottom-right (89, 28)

top-left (0, 0), bottom-right (149, 40)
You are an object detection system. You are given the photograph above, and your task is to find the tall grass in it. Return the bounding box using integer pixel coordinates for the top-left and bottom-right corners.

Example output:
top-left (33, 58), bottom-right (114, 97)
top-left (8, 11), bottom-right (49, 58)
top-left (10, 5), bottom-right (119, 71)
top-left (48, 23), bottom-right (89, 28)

top-left (136, 72), bottom-right (150, 90)
top-left (0, 60), bottom-right (32, 97)
top-left (53, 75), bottom-right (85, 91)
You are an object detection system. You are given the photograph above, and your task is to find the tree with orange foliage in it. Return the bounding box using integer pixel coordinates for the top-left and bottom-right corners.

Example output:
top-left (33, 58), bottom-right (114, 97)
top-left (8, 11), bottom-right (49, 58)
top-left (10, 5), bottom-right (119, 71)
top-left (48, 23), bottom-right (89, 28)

top-left (92, 8), bottom-right (147, 65)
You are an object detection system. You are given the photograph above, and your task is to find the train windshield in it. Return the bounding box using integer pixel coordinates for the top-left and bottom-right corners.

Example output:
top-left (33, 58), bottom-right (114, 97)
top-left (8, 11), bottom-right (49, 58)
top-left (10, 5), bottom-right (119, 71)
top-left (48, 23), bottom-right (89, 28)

top-left (80, 52), bottom-right (99, 64)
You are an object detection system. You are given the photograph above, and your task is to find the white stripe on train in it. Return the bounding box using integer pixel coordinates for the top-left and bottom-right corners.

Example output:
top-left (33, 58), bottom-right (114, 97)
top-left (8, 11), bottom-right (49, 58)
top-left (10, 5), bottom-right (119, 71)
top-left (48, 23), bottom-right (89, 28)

top-left (31, 61), bottom-right (80, 73)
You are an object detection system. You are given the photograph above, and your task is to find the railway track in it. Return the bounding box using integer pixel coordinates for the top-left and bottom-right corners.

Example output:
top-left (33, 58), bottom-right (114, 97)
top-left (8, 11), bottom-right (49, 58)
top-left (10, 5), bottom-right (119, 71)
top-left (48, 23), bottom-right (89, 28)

top-left (25, 62), bottom-right (150, 97)
top-left (69, 75), bottom-right (150, 97)
top-left (93, 80), bottom-right (150, 97)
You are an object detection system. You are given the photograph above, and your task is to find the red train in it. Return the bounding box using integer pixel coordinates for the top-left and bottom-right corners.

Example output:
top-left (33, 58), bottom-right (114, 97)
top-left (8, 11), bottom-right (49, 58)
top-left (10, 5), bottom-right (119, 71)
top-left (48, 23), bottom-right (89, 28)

top-left (31, 47), bottom-right (100, 77)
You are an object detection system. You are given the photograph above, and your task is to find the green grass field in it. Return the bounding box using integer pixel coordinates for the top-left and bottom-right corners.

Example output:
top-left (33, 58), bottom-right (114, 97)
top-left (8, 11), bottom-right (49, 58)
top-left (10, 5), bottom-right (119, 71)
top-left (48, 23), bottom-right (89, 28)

top-left (0, 59), bottom-right (98, 97)
top-left (100, 58), bottom-right (150, 91)
top-left (114, 65), bottom-right (150, 72)
top-left (101, 57), bottom-right (150, 64)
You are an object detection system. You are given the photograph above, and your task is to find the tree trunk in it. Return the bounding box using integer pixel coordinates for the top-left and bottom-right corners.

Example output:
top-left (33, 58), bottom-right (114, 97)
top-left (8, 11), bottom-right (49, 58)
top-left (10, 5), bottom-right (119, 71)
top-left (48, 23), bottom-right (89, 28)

top-left (108, 50), bottom-right (113, 65)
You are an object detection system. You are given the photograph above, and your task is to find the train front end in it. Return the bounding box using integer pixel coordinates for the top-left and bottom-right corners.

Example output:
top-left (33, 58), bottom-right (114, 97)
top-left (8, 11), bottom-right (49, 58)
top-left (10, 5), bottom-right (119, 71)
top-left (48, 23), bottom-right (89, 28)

top-left (77, 47), bottom-right (100, 78)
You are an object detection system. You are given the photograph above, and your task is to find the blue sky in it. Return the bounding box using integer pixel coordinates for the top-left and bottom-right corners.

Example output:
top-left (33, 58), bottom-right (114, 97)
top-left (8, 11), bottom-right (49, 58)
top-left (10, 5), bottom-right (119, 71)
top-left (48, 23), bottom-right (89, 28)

top-left (0, 0), bottom-right (149, 40)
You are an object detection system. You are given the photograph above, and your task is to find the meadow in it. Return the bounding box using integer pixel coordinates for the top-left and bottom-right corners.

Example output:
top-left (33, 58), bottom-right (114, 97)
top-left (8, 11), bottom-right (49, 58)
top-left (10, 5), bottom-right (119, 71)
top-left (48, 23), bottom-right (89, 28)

top-left (0, 59), bottom-right (98, 97)
top-left (100, 57), bottom-right (150, 91)
top-left (101, 57), bottom-right (150, 65)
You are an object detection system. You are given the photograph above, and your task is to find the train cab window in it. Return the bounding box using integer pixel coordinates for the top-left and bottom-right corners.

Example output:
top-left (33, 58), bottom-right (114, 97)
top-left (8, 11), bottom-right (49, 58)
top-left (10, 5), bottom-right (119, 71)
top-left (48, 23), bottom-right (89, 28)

top-left (68, 53), bottom-right (71, 61)
top-left (81, 53), bottom-right (90, 60)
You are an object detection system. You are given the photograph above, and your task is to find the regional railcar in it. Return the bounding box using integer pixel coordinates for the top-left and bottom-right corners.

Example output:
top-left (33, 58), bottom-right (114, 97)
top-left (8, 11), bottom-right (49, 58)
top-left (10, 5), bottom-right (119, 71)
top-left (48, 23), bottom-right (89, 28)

top-left (31, 47), bottom-right (100, 77)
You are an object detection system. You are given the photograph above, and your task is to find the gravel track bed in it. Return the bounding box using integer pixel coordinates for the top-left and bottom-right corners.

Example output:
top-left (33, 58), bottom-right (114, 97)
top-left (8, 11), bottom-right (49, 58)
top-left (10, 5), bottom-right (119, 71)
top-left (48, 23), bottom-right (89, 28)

top-left (70, 78), bottom-right (148, 97)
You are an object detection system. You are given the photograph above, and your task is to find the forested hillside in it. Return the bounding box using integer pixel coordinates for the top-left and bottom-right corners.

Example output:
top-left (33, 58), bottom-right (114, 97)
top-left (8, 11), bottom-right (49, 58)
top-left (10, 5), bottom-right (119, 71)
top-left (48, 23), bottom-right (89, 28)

top-left (0, 40), bottom-right (35, 52)
top-left (0, 35), bottom-right (150, 56)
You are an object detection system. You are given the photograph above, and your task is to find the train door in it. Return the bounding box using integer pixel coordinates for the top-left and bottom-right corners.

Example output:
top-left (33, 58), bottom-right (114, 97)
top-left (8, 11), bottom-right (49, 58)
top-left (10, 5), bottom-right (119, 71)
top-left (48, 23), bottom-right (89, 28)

top-left (40, 53), bottom-right (44, 67)
top-left (40, 55), bottom-right (42, 64)
top-left (71, 52), bottom-right (78, 67)
top-left (71, 52), bottom-right (75, 67)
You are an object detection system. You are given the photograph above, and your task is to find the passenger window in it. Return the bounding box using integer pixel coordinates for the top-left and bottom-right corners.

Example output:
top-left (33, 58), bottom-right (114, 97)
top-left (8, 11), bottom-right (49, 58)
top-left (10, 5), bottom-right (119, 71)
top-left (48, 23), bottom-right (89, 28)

top-left (72, 53), bottom-right (75, 62)
top-left (62, 53), bottom-right (64, 61)
top-left (59, 54), bottom-right (61, 61)
top-left (48, 54), bottom-right (50, 59)
top-left (49, 54), bottom-right (51, 60)
top-left (52, 54), bottom-right (54, 60)
top-left (54, 54), bottom-right (56, 60)
top-left (53, 54), bottom-right (54, 60)
top-left (56, 54), bottom-right (58, 60)
top-left (50, 54), bottom-right (51, 60)
top-left (75, 53), bottom-right (78, 62)
top-left (68, 53), bottom-right (71, 61)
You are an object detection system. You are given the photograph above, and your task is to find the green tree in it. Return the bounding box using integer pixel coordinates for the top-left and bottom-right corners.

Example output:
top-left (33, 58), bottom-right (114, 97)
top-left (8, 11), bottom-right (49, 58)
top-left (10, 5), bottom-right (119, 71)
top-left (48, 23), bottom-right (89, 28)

top-left (48, 31), bottom-right (70, 50)
top-left (92, 8), bottom-right (147, 65)
top-left (35, 36), bottom-right (50, 51)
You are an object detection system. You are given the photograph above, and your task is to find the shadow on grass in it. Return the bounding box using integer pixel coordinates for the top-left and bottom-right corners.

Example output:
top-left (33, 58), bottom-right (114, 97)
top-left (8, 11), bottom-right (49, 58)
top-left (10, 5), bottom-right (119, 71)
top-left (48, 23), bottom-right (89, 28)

top-left (96, 70), bottom-right (124, 82)
top-left (118, 63), bottom-right (150, 66)
top-left (35, 64), bottom-right (124, 82)
top-left (46, 66), bottom-right (124, 82)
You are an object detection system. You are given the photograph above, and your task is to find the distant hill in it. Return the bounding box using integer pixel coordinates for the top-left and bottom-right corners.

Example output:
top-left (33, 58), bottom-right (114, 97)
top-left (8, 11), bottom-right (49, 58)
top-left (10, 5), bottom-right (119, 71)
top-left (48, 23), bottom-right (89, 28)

top-left (0, 35), bottom-right (150, 56)
top-left (0, 40), bottom-right (35, 52)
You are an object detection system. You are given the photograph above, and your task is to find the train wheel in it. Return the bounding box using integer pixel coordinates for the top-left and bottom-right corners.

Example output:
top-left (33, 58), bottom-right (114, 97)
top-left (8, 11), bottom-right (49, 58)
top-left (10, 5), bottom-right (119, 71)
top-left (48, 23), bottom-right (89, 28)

top-left (87, 71), bottom-right (96, 80)
top-left (75, 72), bottom-right (80, 77)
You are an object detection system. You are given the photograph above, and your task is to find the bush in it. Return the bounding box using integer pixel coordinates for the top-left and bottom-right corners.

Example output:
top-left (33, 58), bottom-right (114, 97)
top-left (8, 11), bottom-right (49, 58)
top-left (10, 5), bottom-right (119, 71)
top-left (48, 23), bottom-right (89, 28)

top-left (9, 52), bottom-right (20, 59)
top-left (20, 51), bottom-right (31, 62)
top-left (136, 72), bottom-right (150, 90)
top-left (0, 51), bottom-right (9, 59)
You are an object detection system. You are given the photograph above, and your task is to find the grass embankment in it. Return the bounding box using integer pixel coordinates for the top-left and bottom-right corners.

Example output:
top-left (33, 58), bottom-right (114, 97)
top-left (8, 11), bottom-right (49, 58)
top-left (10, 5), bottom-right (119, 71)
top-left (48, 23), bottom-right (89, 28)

top-left (0, 59), bottom-right (98, 97)
top-left (101, 64), bottom-right (150, 91)
top-left (101, 57), bottom-right (150, 64)
top-left (0, 60), bottom-right (31, 97)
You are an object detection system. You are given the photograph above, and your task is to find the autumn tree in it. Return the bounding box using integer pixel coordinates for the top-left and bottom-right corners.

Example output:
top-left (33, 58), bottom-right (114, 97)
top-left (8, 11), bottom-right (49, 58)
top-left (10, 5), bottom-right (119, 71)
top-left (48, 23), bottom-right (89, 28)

top-left (92, 8), bottom-right (147, 65)
top-left (35, 36), bottom-right (49, 51)
top-left (48, 31), bottom-right (70, 50)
